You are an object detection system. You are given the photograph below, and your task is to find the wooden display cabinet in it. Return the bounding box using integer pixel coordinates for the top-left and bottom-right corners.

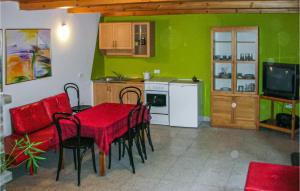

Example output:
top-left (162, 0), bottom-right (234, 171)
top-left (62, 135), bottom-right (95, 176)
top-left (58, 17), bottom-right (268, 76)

top-left (211, 26), bottom-right (259, 129)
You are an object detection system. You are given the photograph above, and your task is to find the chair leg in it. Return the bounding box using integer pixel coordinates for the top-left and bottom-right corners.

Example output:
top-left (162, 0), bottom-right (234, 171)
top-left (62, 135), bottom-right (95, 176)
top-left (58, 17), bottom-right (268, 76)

top-left (140, 127), bottom-right (147, 160)
top-left (108, 145), bottom-right (112, 169)
top-left (77, 148), bottom-right (81, 186)
top-left (73, 149), bottom-right (77, 170)
top-left (127, 140), bottom-right (135, 174)
top-left (56, 148), bottom-right (63, 181)
top-left (118, 140), bottom-right (121, 160)
top-left (122, 141), bottom-right (126, 158)
top-left (146, 123), bottom-right (154, 152)
top-left (134, 136), bottom-right (144, 163)
top-left (91, 144), bottom-right (97, 173)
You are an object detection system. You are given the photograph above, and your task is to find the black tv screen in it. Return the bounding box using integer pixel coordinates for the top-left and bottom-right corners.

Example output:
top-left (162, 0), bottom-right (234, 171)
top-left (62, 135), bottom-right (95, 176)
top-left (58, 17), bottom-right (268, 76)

top-left (263, 62), bottom-right (299, 100)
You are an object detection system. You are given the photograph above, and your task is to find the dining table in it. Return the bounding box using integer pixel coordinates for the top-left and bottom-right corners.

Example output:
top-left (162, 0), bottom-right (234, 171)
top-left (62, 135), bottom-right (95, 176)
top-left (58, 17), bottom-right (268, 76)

top-left (60, 102), bottom-right (144, 176)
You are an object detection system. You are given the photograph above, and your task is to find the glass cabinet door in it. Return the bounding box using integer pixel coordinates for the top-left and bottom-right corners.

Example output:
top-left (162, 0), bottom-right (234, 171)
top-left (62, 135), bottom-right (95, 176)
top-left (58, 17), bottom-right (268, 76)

top-left (213, 31), bottom-right (232, 92)
top-left (213, 63), bottom-right (232, 92)
top-left (235, 30), bottom-right (257, 93)
top-left (133, 23), bottom-right (148, 56)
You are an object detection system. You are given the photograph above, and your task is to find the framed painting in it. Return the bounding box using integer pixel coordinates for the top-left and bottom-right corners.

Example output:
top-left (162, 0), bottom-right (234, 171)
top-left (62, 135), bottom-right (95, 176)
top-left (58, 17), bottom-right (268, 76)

top-left (0, 29), bottom-right (2, 91)
top-left (5, 29), bottom-right (51, 84)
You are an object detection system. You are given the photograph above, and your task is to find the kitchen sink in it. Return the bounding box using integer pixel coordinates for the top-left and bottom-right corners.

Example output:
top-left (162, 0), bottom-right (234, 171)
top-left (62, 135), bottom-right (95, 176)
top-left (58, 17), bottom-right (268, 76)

top-left (96, 76), bottom-right (125, 82)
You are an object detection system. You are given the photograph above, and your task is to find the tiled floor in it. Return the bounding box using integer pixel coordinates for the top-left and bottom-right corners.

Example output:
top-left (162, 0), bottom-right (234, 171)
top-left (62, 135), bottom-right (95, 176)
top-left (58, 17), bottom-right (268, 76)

top-left (6, 123), bottom-right (299, 191)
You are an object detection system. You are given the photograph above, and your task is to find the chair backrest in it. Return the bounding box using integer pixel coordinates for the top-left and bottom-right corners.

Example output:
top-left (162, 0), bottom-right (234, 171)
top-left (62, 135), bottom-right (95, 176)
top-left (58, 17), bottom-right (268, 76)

top-left (119, 86), bottom-right (142, 104)
top-left (64, 83), bottom-right (80, 107)
top-left (52, 112), bottom-right (81, 146)
top-left (141, 103), bottom-right (152, 124)
top-left (127, 104), bottom-right (142, 137)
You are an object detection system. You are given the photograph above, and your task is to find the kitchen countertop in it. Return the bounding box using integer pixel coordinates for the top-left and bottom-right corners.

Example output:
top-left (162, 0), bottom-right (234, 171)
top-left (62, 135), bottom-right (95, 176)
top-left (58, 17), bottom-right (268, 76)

top-left (93, 78), bottom-right (144, 83)
top-left (170, 79), bottom-right (202, 84)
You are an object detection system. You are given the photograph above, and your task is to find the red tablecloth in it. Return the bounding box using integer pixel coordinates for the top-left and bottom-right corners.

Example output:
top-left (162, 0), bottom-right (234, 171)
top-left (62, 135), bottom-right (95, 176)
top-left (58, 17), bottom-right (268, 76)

top-left (59, 103), bottom-right (145, 155)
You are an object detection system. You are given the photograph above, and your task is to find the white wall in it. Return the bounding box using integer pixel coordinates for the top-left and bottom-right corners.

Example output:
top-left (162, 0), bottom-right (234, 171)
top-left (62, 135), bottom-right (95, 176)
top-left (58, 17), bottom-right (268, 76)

top-left (0, 2), bottom-right (100, 136)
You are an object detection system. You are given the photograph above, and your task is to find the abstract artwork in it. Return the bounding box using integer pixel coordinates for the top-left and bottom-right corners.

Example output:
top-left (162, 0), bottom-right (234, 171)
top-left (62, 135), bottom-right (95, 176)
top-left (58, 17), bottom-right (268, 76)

top-left (6, 29), bottom-right (51, 84)
top-left (0, 30), bottom-right (2, 91)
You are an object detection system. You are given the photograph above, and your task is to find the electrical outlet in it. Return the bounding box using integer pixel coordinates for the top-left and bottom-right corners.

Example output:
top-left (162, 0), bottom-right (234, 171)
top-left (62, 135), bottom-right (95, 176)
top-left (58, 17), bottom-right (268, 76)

top-left (154, 69), bottom-right (160, 75)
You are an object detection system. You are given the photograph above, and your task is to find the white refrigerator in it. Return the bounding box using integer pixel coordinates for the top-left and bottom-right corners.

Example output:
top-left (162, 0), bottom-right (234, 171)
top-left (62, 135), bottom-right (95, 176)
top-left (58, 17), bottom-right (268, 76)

top-left (169, 80), bottom-right (203, 128)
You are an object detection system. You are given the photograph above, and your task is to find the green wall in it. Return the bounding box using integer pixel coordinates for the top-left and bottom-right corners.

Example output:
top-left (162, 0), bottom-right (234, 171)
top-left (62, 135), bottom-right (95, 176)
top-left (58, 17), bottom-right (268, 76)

top-left (92, 14), bottom-right (299, 118)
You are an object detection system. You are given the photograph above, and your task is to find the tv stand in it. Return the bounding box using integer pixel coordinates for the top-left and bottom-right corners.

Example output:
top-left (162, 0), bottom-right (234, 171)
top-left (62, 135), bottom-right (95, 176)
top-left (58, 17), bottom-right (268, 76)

top-left (259, 95), bottom-right (299, 139)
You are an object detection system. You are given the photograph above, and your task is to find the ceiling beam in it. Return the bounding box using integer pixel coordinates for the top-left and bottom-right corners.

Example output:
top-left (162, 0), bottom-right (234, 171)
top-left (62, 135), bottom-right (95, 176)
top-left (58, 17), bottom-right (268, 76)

top-left (68, 8), bottom-right (299, 15)
top-left (13, 0), bottom-right (300, 15)
top-left (19, 0), bottom-right (76, 10)
top-left (67, 1), bottom-right (299, 13)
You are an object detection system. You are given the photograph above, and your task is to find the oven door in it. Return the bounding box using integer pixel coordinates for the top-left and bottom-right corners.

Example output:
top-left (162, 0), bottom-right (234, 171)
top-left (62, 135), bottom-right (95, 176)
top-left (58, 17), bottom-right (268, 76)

top-left (144, 90), bottom-right (169, 114)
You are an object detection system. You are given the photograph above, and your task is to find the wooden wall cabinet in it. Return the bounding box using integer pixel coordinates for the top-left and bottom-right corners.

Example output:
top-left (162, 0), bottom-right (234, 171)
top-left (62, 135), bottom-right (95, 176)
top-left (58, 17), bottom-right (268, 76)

top-left (93, 82), bottom-right (144, 105)
top-left (211, 26), bottom-right (259, 129)
top-left (99, 22), bottom-right (154, 57)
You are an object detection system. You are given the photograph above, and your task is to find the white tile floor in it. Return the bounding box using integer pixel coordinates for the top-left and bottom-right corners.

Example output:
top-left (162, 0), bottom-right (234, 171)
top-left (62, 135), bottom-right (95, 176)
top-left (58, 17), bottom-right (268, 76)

top-left (6, 123), bottom-right (299, 191)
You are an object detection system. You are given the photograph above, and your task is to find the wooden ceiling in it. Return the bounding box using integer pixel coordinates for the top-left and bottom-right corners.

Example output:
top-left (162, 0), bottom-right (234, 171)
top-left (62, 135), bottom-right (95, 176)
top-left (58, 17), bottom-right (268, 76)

top-left (7, 0), bottom-right (300, 16)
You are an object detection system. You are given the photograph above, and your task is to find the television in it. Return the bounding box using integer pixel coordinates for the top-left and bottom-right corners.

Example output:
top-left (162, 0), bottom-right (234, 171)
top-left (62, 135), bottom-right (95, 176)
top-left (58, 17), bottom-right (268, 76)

top-left (263, 62), bottom-right (299, 100)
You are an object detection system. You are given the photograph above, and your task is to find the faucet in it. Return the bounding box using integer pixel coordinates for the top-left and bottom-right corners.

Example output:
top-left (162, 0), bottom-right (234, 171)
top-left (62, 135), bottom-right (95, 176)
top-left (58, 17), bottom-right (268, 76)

top-left (112, 71), bottom-right (124, 80)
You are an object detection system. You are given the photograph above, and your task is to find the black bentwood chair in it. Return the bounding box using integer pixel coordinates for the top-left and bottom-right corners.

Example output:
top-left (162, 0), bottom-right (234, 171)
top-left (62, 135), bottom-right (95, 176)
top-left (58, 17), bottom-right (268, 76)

top-left (119, 86), bottom-right (142, 104)
top-left (64, 83), bottom-right (92, 113)
top-left (108, 104), bottom-right (145, 173)
top-left (52, 112), bottom-right (97, 186)
top-left (110, 86), bottom-right (143, 162)
top-left (139, 103), bottom-right (154, 160)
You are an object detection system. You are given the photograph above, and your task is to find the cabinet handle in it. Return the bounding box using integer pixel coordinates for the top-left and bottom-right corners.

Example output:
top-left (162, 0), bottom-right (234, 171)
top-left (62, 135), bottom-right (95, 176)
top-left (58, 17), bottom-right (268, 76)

top-left (115, 40), bottom-right (117, 48)
top-left (232, 102), bottom-right (237, 108)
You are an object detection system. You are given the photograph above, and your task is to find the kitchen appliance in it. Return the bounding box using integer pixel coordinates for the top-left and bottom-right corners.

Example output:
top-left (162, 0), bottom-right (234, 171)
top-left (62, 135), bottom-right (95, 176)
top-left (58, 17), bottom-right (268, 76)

top-left (169, 80), bottom-right (203, 128)
top-left (263, 62), bottom-right (299, 100)
top-left (143, 71), bottom-right (151, 80)
top-left (144, 78), bottom-right (176, 125)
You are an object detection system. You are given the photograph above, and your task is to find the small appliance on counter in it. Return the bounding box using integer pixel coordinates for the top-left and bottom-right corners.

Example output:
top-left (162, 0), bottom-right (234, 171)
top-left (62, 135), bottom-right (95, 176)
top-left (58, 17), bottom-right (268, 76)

top-left (143, 71), bottom-right (151, 80)
top-left (169, 79), bottom-right (203, 128)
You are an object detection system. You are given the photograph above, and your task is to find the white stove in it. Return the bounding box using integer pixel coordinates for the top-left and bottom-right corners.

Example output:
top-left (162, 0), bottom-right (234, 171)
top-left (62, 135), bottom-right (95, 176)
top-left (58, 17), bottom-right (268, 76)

top-left (144, 78), bottom-right (176, 125)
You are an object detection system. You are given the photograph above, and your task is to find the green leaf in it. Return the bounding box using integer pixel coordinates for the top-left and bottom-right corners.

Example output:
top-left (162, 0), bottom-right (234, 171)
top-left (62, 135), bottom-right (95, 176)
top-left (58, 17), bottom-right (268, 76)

top-left (32, 158), bottom-right (39, 168)
top-left (31, 148), bottom-right (45, 153)
top-left (32, 142), bottom-right (43, 146)
top-left (26, 159), bottom-right (32, 169)
top-left (34, 156), bottom-right (46, 160)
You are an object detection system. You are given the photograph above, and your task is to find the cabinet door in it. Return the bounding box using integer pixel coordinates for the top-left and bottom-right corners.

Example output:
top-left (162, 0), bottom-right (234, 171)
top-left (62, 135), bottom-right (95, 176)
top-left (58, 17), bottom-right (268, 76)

top-left (211, 95), bottom-right (233, 126)
top-left (93, 83), bottom-right (109, 105)
top-left (99, 23), bottom-right (114, 49)
top-left (114, 23), bottom-right (132, 49)
top-left (125, 83), bottom-right (144, 104)
top-left (108, 84), bottom-right (125, 103)
top-left (234, 96), bottom-right (258, 129)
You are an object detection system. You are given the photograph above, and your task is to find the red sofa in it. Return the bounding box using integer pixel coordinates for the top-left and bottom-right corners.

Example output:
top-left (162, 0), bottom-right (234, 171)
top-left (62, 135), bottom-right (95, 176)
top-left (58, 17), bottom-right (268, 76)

top-left (4, 93), bottom-right (73, 174)
top-left (245, 161), bottom-right (300, 191)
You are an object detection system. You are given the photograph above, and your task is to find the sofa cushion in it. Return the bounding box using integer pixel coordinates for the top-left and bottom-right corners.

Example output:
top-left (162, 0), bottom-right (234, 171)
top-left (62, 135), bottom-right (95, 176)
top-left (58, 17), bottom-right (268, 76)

top-left (10, 101), bottom-right (52, 134)
top-left (42, 93), bottom-right (73, 120)
top-left (4, 125), bottom-right (55, 166)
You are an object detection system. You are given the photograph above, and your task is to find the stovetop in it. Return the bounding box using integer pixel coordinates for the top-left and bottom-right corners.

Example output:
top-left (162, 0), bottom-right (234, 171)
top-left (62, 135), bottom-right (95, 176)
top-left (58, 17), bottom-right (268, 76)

top-left (144, 77), bottom-right (177, 84)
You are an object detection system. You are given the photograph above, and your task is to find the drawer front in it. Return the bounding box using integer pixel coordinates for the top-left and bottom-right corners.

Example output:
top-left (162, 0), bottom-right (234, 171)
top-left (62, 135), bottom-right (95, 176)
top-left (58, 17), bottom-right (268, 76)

top-left (234, 96), bottom-right (258, 129)
top-left (211, 95), bottom-right (233, 126)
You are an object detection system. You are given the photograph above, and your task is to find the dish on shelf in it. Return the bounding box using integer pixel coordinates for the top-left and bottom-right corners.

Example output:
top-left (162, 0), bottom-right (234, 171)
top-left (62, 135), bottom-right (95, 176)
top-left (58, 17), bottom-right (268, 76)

top-left (220, 87), bottom-right (231, 91)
